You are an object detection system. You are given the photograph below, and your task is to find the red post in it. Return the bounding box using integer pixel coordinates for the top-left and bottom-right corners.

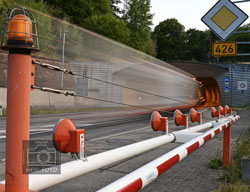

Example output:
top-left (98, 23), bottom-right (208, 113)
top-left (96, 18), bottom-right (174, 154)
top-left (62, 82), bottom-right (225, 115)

top-left (3, 10), bottom-right (38, 192)
top-left (5, 54), bottom-right (32, 192)
top-left (223, 126), bottom-right (231, 167)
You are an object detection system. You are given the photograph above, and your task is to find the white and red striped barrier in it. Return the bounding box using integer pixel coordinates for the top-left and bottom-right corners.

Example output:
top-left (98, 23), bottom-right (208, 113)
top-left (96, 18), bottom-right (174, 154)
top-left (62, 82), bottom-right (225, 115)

top-left (98, 115), bottom-right (239, 192)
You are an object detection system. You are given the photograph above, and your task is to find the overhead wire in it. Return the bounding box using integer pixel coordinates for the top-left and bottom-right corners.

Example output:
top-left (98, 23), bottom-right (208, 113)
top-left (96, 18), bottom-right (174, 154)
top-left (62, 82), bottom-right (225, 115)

top-left (31, 85), bottom-right (195, 113)
top-left (33, 60), bottom-right (197, 105)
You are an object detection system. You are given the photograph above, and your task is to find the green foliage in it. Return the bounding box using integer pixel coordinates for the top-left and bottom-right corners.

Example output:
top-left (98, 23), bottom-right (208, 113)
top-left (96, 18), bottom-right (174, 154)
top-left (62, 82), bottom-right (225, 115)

top-left (82, 14), bottom-right (130, 45)
top-left (29, 107), bottom-right (120, 115)
top-left (214, 182), bottom-right (250, 192)
top-left (43, 0), bottom-right (131, 50)
top-left (224, 130), bottom-right (250, 183)
top-left (215, 128), bottom-right (250, 192)
top-left (1, 108), bottom-right (6, 117)
top-left (111, 0), bottom-right (123, 17)
top-left (145, 39), bottom-right (157, 57)
top-left (186, 29), bottom-right (210, 62)
top-left (44, 0), bottom-right (113, 25)
top-left (123, 0), bottom-right (153, 52)
top-left (244, 104), bottom-right (250, 112)
top-left (0, 0), bottom-right (8, 26)
top-left (12, 0), bottom-right (49, 13)
top-left (209, 158), bottom-right (223, 169)
top-left (153, 18), bottom-right (186, 60)
top-left (221, 24), bottom-right (250, 62)
top-left (229, 24), bottom-right (250, 54)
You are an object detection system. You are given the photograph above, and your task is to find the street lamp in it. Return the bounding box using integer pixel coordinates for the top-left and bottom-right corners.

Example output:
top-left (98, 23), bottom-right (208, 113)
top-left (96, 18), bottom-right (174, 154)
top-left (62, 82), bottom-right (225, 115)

top-left (61, 29), bottom-right (68, 88)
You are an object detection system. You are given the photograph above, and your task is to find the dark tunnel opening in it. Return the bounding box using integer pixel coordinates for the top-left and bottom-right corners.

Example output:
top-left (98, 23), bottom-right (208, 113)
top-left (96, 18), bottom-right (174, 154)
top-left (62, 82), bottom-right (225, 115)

top-left (197, 77), bottom-right (220, 107)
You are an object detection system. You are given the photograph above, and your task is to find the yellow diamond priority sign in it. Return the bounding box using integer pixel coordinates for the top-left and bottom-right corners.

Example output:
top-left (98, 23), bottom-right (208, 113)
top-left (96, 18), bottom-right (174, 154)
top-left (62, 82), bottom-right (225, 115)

top-left (201, 0), bottom-right (248, 41)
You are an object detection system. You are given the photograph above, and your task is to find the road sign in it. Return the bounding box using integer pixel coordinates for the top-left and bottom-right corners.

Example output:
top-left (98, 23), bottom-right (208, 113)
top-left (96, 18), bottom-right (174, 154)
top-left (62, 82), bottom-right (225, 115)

top-left (224, 84), bottom-right (230, 92)
top-left (224, 77), bottom-right (230, 93)
top-left (201, 0), bottom-right (248, 41)
top-left (224, 77), bottom-right (230, 83)
top-left (212, 42), bottom-right (237, 56)
top-left (237, 81), bottom-right (248, 90)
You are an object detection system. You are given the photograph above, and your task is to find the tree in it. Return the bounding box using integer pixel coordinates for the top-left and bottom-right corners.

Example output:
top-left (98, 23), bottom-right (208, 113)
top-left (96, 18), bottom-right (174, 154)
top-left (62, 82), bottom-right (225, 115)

top-left (123, 0), bottom-right (154, 52)
top-left (145, 39), bottom-right (157, 57)
top-left (111, 0), bottom-right (123, 17)
top-left (229, 24), bottom-right (250, 55)
top-left (153, 18), bottom-right (186, 61)
top-left (82, 14), bottom-right (130, 44)
top-left (185, 29), bottom-right (209, 62)
top-left (0, 0), bottom-right (8, 27)
top-left (44, 0), bottom-right (113, 25)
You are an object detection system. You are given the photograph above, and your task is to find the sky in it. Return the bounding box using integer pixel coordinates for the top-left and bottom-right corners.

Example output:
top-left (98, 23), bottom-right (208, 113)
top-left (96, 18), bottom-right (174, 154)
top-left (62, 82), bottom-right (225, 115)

top-left (150, 0), bottom-right (250, 31)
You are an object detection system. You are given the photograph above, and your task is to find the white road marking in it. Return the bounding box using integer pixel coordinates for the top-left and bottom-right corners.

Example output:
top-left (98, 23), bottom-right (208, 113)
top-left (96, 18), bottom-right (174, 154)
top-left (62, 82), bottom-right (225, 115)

top-left (75, 124), bottom-right (93, 127)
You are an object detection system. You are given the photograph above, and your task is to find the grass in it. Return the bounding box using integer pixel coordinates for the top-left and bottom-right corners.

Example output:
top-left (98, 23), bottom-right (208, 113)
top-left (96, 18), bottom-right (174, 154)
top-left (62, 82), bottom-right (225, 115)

top-left (0, 107), bottom-right (121, 117)
top-left (1, 108), bottom-right (6, 117)
top-left (214, 128), bottom-right (250, 192)
top-left (209, 158), bottom-right (223, 169)
top-left (234, 104), bottom-right (250, 113)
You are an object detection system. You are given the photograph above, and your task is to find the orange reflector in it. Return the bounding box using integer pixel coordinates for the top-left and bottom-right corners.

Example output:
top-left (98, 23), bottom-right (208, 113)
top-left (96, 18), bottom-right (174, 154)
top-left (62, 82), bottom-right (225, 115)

top-left (190, 108), bottom-right (202, 123)
top-left (225, 105), bottom-right (232, 115)
top-left (219, 106), bottom-right (226, 116)
top-left (211, 107), bottom-right (220, 118)
top-left (151, 111), bottom-right (168, 132)
top-left (174, 109), bottom-right (188, 127)
top-left (53, 118), bottom-right (85, 153)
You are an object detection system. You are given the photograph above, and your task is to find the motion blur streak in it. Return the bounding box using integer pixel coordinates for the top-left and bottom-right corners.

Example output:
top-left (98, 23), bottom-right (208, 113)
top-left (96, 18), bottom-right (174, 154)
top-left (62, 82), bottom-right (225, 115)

top-left (1, 1), bottom-right (215, 114)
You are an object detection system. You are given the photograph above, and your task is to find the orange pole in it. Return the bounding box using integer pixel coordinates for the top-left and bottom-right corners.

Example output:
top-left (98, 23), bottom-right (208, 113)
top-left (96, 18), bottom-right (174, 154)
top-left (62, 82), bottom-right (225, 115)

top-left (5, 53), bottom-right (32, 192)
top-left (223, 126), bottom-right (231, 167)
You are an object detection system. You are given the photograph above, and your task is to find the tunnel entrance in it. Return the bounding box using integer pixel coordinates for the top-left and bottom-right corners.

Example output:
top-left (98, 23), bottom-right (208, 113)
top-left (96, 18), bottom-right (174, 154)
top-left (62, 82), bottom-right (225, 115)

top-left (197, 77), bottom-right (220, 107)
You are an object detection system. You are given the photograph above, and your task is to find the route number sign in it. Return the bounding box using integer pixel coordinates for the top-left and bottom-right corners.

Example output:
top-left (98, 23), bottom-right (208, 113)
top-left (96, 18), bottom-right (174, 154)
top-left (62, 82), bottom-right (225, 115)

top-left (212, 42), bottom-right (237, 57)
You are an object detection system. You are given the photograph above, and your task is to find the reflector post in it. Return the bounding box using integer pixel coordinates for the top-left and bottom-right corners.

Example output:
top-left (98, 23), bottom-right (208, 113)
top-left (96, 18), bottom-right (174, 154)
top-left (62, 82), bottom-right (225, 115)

top-left (190, 108), bottom-right (202, 124)
top-left (53, 118), bottom-right (86, 159)
top-left (174, 109), bottom-right (188, 128)
top-left (219, 106), bottom-right (226, 116)
top-left (151, 111), bottom-right (168, 133)
top-left (225, 105), bottom-right (232, 115)
top-left (211, 107), bottom-right (220, 118)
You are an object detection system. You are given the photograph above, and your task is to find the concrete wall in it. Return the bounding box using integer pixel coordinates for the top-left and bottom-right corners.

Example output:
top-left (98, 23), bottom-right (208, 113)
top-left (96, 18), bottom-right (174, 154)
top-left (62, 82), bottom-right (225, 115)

top-left (0, 88), bottom-right (7, 108)
top-left (215, 63), bottom-right (250, 107)
top-left (0, 87), bottom-right (104, 109)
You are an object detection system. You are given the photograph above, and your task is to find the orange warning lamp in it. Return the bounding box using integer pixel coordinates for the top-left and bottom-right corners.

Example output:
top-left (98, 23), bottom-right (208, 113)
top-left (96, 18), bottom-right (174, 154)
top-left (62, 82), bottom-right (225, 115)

top-left (8, 14), bottom-right (33, 45)
top-left (219, 106), bottom-right (226, 116)
top-left (190, 108), bottom-right (202, 124)
top-left (211, 107), bottom-right (220, 118)
top-left (1, 7), bottom-right (39, 50)
top-left (225, 105), bottom-right (232, 115)
top-left (151, 111), bottom-right (168, 132)
top-left (53, 119), bottom-right (85, 158)
top-left (174, 109), bottom-right (188, 127)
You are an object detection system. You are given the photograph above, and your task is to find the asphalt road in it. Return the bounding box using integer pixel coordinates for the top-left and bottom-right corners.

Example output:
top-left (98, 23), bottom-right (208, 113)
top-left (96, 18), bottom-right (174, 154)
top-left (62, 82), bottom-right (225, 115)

top-left (0, 108), bottom-right (247, 192)
top-left (0, 109), bottom-right (155, 138)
